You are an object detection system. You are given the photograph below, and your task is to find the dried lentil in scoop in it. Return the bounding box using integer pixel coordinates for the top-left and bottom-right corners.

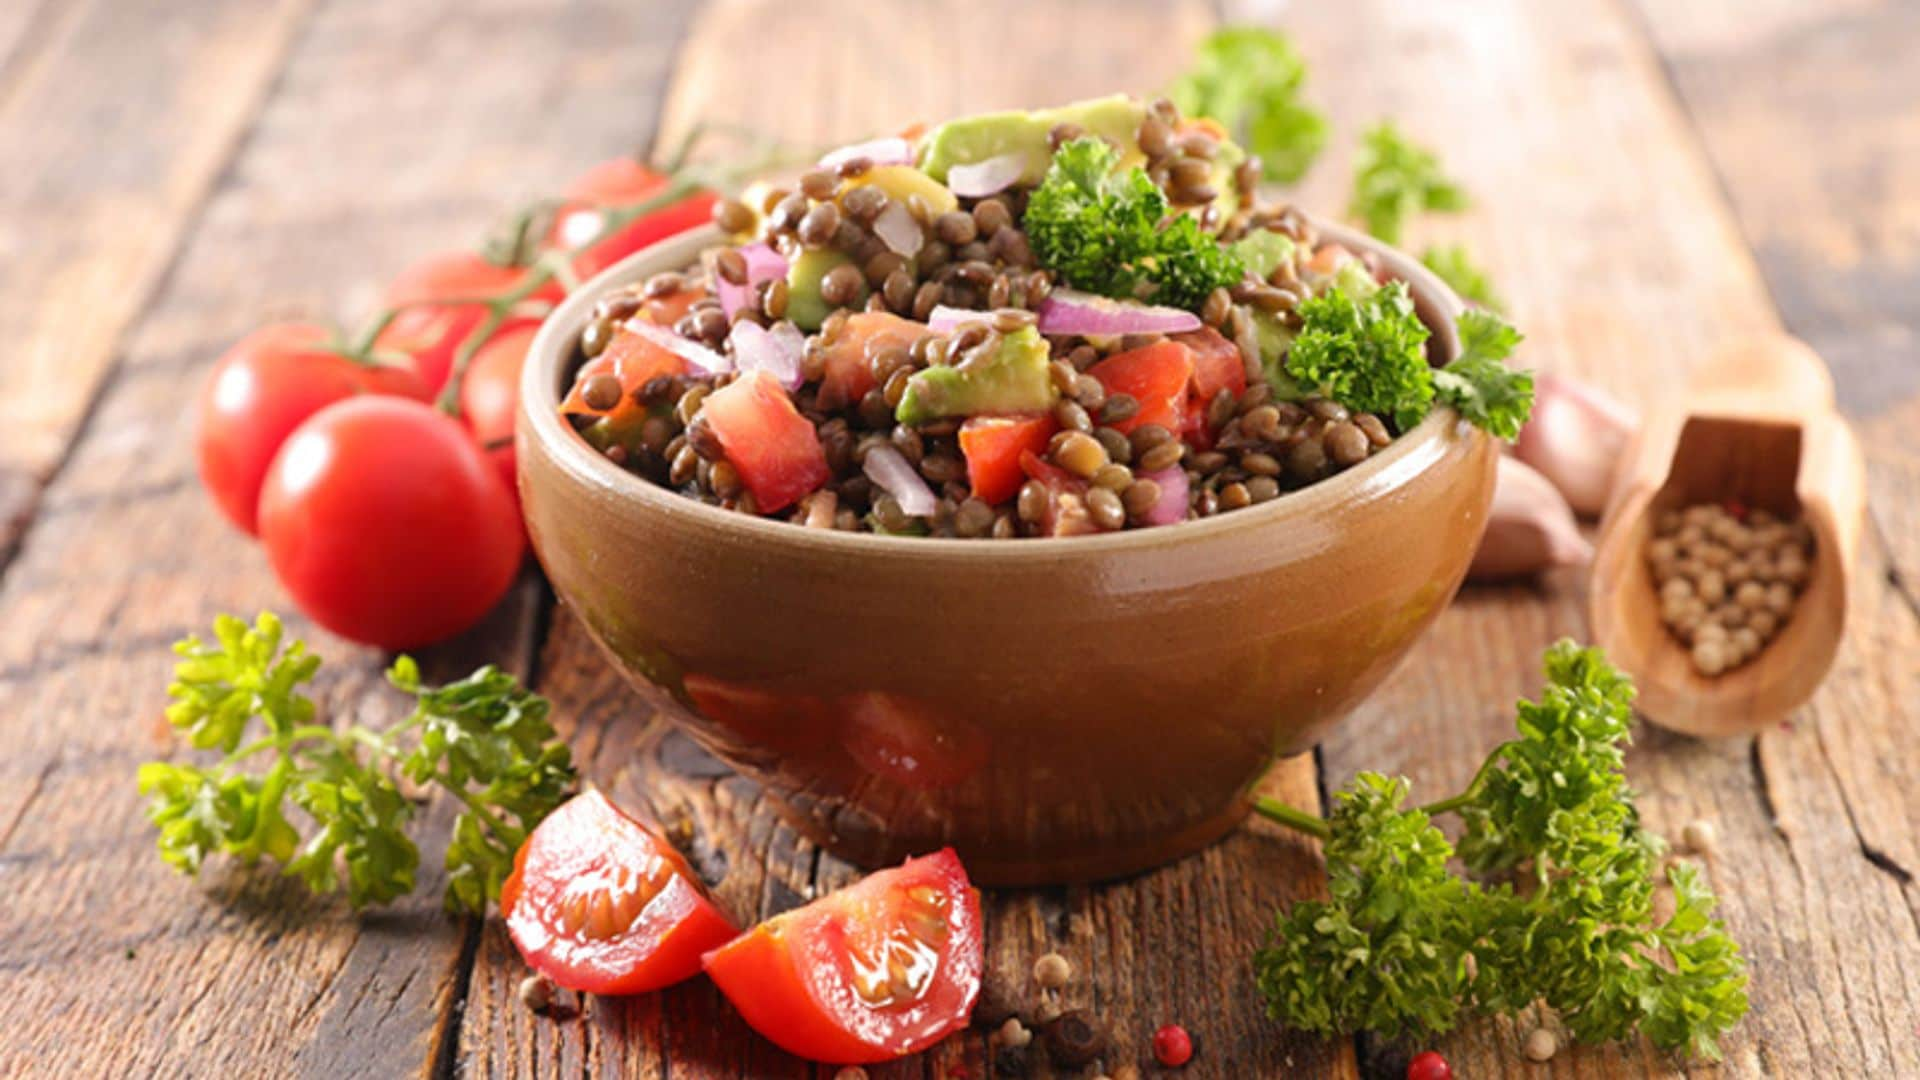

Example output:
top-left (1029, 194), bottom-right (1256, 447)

top-left (1645, 500), bottom-right (1814, 676)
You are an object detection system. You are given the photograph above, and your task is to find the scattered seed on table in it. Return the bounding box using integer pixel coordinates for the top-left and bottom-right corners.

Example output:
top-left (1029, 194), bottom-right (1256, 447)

top-left (1524, 1026), bottom-right (1559, 1062)
top-left (518, 974), bottom-right (553, 1013)
top-left (1033, 951), bottom-right (1073, 989)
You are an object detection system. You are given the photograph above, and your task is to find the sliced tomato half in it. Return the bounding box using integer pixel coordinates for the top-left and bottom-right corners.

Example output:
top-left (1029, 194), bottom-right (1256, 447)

top-left (502, 789), bottom-right (738, 996)
top-left (703, 848), bottom-right (982, 1064)
top-left (1086, 340), bottom-right (1195, 436)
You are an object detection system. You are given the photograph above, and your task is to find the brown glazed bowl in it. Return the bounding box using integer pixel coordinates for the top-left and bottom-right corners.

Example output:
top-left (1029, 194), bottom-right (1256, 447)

top-left (518, 220), bottom-right (1495, 886)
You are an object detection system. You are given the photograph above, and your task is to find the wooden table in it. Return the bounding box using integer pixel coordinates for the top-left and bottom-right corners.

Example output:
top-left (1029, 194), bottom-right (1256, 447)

top-left (3, 1), bottom-right (1915, 1076)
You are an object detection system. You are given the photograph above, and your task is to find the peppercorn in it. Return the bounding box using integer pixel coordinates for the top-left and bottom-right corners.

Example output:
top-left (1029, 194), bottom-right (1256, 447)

top-left (517, 974), bottom-right (553, 1013)
top-left (1032, 951), bottom-right (1072, 989)
top-left (1151, 1023), bottom-right (1193, 1068)
top-left (1406, 1050), bottom-right (1452, 1080)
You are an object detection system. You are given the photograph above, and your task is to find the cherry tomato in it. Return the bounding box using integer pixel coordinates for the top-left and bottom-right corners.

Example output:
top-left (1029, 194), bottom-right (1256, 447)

top-left (815, 311), bottom-right (926, 409)
top-left (840, 692), bottom-right (989, 792)
top-left (699, 370), bottom-right (829, 513)
top-left (1086, 341), bottom-right (1195, 436)
top-left (460, 321), bottom-right (539, 497)
top-left (197, 323), bottom-right (428, 535)
top-left (703, 848), bottom-right (983, 1064)
top-left (958, 414), bottom-right (1058, 506)
top-left (1407, 1050), bottom-right (1453, 1080)
top-left (257, 396), bottom-right (523, 649)
top-left (502, 789), bottom-right (738, 995)
top-left (1152, 1023), bottom-right (1194, 1068)
top-left (549, 159), bottom-right (719, 280)
top-left (374, 251), bottom-right (560, 395)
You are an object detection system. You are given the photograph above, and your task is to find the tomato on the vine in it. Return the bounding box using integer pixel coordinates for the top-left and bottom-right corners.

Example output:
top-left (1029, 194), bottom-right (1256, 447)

top-left (197, 322), bottom-right (428, 534)
top-left (257, 396), bottom-right (523, 649)
top-left (460, 321), bottom-right (538, 498)
top-left (373, 251), bottom-right (559, 395)
top-left (548, 158), bottom-right (718, 280)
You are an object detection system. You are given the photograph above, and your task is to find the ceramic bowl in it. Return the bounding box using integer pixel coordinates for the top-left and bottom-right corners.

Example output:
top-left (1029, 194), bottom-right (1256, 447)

top-left (518, 220), bottom-right (1495, 885)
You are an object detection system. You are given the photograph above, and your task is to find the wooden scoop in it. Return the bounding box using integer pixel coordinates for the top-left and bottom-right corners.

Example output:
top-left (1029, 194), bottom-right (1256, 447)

top-left (1588, 334), bottom-right (1865, 736)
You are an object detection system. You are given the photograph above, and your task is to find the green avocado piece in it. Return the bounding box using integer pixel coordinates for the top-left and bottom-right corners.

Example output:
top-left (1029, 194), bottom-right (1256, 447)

top-left (1201, 137), bottom-right (1247, 226)
top-left (785, 249), bottom-right (863, 331)
top-left (1253, 311), bottom-right (1306, 401)
top-left (1230, 229), bottom-right (1298, 281)
top-left (919, 94), bottom-right (1148, 185)
top-left (895, 325), bottom-right (1058, 425)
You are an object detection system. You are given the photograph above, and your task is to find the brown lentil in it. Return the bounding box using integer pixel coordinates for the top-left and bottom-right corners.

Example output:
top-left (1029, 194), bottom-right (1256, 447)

top-left (712, 198), bottom-right (755, 234)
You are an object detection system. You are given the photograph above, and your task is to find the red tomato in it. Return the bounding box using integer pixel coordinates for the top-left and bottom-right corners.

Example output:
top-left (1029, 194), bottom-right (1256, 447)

top-left (703, 848), bottom-right (983, 1064)
top-left (460, 322), bottom-right (538, 498)
top-left (197, 323), bottom-right (428, 535)
top-left (560, 325), bottom-right (692, 423)
top-left (958, 414), bottom-right (1058, 505)
top-left (549, 159), bottom-right (719, 280)
top-left (257, 396), bottom-right (524, 649)
top-left (1086, 341), bottom-right (1195, 435)
top-left (1180, 395), bottom-right (1214, 451)
top-left (375, 252), bottom-right (559, 395)
top-left (502, 789), bottom-right (738, 995)
top-left (1018, 450), bottom-right (1098, 536)
top-left (1172, 326), bottom-right (1247, 405)
top-left (816, 311), bottom-right (927, 409)
top-left (840, 691), bottom-right (989, 791)
top-left (699, 370), bottom-right (829, 513)
top-left (1406, 1050), bottom-right (1453, 1080)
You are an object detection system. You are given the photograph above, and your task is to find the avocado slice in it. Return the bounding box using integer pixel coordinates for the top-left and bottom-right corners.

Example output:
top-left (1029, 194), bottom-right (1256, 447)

top-left (1230, 229), bottom-right (1298, 281)
top-left (1253, 311), bottom-right (1306, 401)
top-left (784, 249), bottom-right (863, 332)
top-left (895, 324), bottom-right (1058, 425)
top-left (919, 94), bottom-right (1148, 186)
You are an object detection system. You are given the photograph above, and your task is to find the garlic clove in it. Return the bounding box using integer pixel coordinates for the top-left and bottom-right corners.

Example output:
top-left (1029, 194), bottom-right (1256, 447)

top-left (1469, 455), bottom-right (1593, 582)
top-left (1513, 373), bottom-right (1638, 518)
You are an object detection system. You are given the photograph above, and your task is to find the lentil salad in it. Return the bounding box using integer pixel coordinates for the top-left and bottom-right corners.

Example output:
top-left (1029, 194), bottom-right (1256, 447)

top-left (559, 95), bottom-right (1529, 537)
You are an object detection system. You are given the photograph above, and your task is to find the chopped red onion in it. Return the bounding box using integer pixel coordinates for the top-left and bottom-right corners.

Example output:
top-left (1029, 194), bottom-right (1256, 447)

top-left (872, 200), bottom-right (924, 258)
top-left (819, 136), bottom-right (914, 171)
top-left (1034, 289), bottom-right (1202, 336)
top-left (1137, 467), bottom-right (1189, 527)
top-left (727, 320), bottom-right (803, 390)
top-left (623, 318), bottom-right (731, 375)
top-left (925, 305), bottom-right (995, 334)
top-left (715, 243), bottom-right (788, 320)
top-left (862, 444), bottom-right (937, 518)
top-left (946, 152), bottom-right (1028, 198)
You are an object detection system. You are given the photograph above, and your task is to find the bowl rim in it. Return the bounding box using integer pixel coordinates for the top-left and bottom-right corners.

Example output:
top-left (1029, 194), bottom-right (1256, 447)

top-left (521, 214), bottom-right (1472, 559)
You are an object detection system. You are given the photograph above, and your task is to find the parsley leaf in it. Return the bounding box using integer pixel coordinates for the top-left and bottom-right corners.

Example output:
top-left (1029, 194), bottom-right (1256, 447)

top-left (137, 612), bottom-right (575, 913)
top-left (1168, 27), bottom-right (1329, 183)
top-left (1024, 136), bottom-right (1244, 310)
top-left (1433, 309), bottom-right (1533, 440)
top-left (1348, 121), bottom-right (1468, 245)
top-left (1285, 281), bottom-right (1434, 431)
top-left (1421, 244), bottom-right (1505, 312)
top-left (1252, 642), bottom-right (1750, 1059)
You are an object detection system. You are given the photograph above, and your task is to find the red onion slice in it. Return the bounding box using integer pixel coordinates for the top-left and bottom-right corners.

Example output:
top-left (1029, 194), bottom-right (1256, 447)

top-left (862, 444), bottom-right (937, 518)
top-left (1035, 289), bottom-right (1201, 336)
top-left (715, 243), bottom-right (788, 320)
top-left (1136, 467), bottom-right (1189, 527)
top-left (623, 318), bottom-right (731, 376)
top-left (925, 305), bottom-right (994, 334)
top-left (819, 136), bottom-right (915, 171)
top-left (872, 200), bottom-right (924, 258)
top-left (728, 320), bottom-right (803, 390)
top-left (946, 152), bottom-right (1029, 198)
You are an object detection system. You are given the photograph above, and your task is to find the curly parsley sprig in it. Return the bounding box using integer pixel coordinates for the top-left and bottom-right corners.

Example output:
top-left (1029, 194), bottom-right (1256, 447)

top-left (1252, 642), bottom-right (1750, 1059)
top-left (1167, 27), bottom-right (1328, 183)
top-left (1348, 120), bottom-right (1469, 245)
top-left (137, 612), bottom-right (575, 913)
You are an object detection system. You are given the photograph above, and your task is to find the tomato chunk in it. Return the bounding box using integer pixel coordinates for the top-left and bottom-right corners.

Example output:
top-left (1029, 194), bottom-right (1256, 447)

top-left (958, 414), bottom-right (1059, 505)
top-left (1086, 341), bottom-right (1195, 435)
top-left (502, 790), bottom-right (738, 996)
top-left (550, 159), bottom-right (720, 280)
top-left (817, 311), bottom-right (927, 410)
top-left (700, 370), bottom-right (829, 513)
top-left (560, 325), bottom-right (692, 422)
top-left (1018, 450), bottom-right (1099, 536)
top-left (1173, 326), bottom-right (1247, 405)
top-left (703, 848), bottom-right (982, 1064)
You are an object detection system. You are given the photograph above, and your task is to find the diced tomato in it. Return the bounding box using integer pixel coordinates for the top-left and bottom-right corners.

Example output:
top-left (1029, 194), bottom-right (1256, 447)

top-left (958, 414), bottom-right (1058, 505)
top-left (549, 159), bottom-right (720, 280)
top-left (703, 848), bottom-right (983, 1064)
top-left (700, 370), bottom-right (829, 513)
top-left (1180, 396), bottom-right (1214, 451)
top-left (1018, 450), bottom-right (1099, 536)
top-left (1306, 243), bottom-right (1357, 276)
top-left (840, 692), bottom-right (989, 792)
top-left (1173, 326), bottom-right (1247, 404)
top-left (817, 311), bottom-right (927, 409)
top-left (1086, 341), bottom-right (1194, 436)
top-left (639, 286), bottom-right (708, 329)
top-left (502, 790), bottom-right (739, 996)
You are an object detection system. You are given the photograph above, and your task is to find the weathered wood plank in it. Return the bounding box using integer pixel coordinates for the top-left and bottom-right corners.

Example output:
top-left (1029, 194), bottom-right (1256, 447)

top-left (0, 0), bottom-right (698, 1075)
top-left (1232, 0), bottom-right (1920, 1075)
top-left (0, 0), bottom-right (315, 563)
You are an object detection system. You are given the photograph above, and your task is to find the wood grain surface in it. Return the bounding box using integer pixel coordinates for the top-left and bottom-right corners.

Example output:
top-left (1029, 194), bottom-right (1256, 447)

top-left (0, 0), bottom-right (1913, 1077)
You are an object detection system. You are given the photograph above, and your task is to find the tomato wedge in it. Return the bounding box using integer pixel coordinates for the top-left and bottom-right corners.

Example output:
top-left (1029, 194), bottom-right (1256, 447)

top-left (700, 370), bottom-right (829, 513)
top-left (1086, 341), bottom-right (1195, 435)
top-left (958, 414), bottom-right (1058, 505)
top-left (703, 848), bottom-right (982, 1064)
top-left (549, 159), bottom-right (719, 280)
top-left (502, 789), bottom-right (738, 996)
top-left (817, 311), bottom-right (927, 409)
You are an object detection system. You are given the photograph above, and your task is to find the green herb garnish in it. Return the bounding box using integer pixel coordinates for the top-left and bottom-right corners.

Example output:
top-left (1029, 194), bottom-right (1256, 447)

top-left (1024, 136), bottom-right (1244, 311)
top-left (1348, 121), bottom-right (1468, 244)
top-left (1434, 309), bottom-right (1533, 440)
top-left (1421, 244), bottom-right (1505, 313)
top-left (1253, 642), bottom-right (1749, 1059)
top-left (1168, 27), bottom-right (1329, 183)
top-left (137, 612), bottom-right (575, 913)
